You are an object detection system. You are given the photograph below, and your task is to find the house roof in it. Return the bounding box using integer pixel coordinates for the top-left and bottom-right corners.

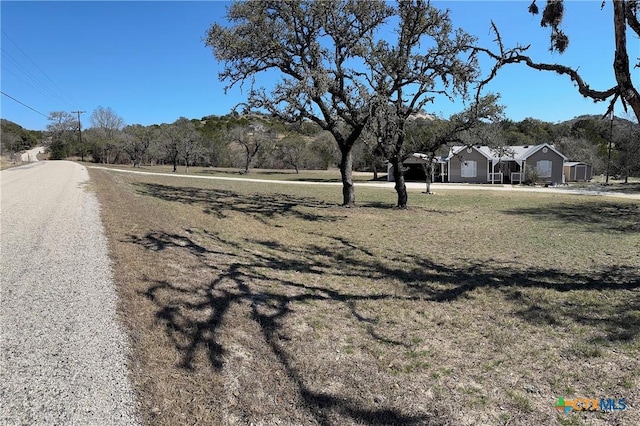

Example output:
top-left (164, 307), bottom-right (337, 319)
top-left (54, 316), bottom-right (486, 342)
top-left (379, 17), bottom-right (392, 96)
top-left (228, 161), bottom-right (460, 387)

top-left (449, 145), bottom-right (493, 160)
top-left (564, 161), bottom-right (589, 167)
top-left (404, 153), bottom-right (448, 164)
top-left (447, 143), bottom-right (567, 162)
top-left (520, 143), bottom-right (568, 160)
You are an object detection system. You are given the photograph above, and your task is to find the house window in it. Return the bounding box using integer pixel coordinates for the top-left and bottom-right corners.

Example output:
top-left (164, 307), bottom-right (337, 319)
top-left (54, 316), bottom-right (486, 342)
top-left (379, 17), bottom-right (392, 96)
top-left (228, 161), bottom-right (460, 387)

top-left (461, 160), bottom-right (477, 178)
top-left (536, 160), bottom-right (552, 178)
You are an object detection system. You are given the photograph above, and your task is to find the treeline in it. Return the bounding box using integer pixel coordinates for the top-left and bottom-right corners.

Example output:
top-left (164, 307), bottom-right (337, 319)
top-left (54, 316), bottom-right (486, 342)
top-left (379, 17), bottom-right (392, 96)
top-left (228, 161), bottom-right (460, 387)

top-left (497, 116), bottom-right (640, 179)
top-left (0, 119), bottom-right (43, 160)
top-left (31, 107), bottom-right (348, 173)
top-left (2, 109), bottom-right (639, 180)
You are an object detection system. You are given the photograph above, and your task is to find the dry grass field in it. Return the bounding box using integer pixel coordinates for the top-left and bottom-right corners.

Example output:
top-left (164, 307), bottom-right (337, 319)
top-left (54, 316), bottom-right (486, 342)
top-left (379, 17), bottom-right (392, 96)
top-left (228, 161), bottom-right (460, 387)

top-left (0, 154), bottom-right (20, 170)
top-left (89, 167), bottom-right (639, 426)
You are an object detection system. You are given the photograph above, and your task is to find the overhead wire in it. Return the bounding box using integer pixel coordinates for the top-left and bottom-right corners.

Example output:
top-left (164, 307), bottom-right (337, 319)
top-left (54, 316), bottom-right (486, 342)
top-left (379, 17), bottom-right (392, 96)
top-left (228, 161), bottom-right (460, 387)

top-left (2, 29), bottom-right (79, 108)
top-left (1, 51), bottom-right (76, 110)
top-left (1, 29), bottom-right (79, 114)
top-left (1, 90), bottom-right (49, 118)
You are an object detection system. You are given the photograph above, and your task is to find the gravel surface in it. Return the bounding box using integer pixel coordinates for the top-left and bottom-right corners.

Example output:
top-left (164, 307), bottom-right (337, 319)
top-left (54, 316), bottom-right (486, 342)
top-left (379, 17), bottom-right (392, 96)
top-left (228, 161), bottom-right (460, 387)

top-left (20, 147), bottom-right (44, 163)
top-left (1, 161), bottom-right (139, 425)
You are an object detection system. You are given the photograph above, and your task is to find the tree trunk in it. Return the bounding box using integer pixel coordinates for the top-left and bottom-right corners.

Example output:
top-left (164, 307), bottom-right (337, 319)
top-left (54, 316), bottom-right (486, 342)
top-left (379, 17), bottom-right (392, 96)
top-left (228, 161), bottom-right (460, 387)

top-left (339, 148), bottom-right (355, 207)
top-left (244, 146), bottom-right (251, 174)
top-left (613, 1), bottom-right (640, 123)
top-left (391, 156), bottom-right (408, 208)
top-left (422, 163), bottom-right (433, 194)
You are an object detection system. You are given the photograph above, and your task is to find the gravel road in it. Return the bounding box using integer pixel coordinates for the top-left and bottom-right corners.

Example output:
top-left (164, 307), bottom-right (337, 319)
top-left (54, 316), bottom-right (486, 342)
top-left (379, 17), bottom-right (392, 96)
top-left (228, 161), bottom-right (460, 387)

top-left (0, 161), bottom-right (139, 425)
top-left (20, 146), bottom-right (44, 163)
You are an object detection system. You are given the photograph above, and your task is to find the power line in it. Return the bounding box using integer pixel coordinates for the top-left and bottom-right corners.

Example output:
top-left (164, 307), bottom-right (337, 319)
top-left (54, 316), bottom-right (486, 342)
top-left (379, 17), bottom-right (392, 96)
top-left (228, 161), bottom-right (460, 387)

top-left (1, 29), bottom-right (78, 109)
top-left (1, 90), bottom-right (49, 118)
top-left (1, 54), bottom-right (76, 111)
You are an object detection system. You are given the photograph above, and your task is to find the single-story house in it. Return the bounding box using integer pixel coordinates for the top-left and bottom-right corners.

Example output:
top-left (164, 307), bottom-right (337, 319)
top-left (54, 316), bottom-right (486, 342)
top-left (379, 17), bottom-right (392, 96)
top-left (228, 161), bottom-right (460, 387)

top-left (448, 143), bottom-right (567, 184)
top-left (563, 161), bottom-right (593, 182)
top-left (389, 143), bottom-right (570, 184)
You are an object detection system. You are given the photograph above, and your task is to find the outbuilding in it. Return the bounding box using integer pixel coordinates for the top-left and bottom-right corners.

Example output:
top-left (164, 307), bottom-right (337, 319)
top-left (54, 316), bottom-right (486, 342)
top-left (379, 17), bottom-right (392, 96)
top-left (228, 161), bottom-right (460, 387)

top-left (563, 161), bottom-right (593, 182)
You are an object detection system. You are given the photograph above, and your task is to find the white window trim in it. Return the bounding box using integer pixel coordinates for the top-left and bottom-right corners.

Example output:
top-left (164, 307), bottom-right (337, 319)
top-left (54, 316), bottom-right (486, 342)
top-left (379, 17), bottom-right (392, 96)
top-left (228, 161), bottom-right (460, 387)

top-left (536, 160), bottom-right (552, 178)
top-left (461, 160), bottom-right (477, 178)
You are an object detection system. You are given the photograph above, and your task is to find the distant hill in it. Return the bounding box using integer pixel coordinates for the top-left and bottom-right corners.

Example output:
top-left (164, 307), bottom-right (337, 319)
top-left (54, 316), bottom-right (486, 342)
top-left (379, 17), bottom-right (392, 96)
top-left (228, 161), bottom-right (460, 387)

top-left (559, 114), bottom-right (637, 129)
top-left (1, 119), bottom-right (43, 152)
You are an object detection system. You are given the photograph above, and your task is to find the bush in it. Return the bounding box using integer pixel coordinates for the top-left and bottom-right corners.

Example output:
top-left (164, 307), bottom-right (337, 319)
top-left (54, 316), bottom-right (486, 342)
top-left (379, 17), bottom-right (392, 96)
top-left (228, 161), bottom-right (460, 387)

top-left (524, 166), bottom-right (539, 185)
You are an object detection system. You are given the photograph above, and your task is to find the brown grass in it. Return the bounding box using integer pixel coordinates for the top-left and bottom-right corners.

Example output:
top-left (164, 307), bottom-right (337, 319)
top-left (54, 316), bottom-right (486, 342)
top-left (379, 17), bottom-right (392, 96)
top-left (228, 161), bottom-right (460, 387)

top-left (89, 167), bottom-right (640, 426)
top-left (83, 162), bottom-right (381, 183)
top-left (0, 154), bottom-right (20, 170)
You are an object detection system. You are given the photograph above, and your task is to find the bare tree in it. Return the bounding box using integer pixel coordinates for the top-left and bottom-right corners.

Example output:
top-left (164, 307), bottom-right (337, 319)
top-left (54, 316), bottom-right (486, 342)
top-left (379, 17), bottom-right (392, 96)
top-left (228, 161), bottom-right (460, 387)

top-left (228, 122), bottom-right (274, 174)
top-left (173, 117), bottom-right (202, 173)
top-left (90, 106), bottom-right (124, 139)
top-left (274, 134), bottom-right (306, 174)
top-left (159, 123), bottom-right (181, 172)
top-left (89, 106), bottom-right (124, 163)
top-left (122, 124), bottom-right (154, 168)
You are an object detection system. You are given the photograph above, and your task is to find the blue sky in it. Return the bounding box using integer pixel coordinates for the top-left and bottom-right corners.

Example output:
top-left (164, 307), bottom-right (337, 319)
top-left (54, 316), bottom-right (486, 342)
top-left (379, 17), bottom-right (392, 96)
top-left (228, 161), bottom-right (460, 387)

top-left (1, 1), bottom-right (634, 131)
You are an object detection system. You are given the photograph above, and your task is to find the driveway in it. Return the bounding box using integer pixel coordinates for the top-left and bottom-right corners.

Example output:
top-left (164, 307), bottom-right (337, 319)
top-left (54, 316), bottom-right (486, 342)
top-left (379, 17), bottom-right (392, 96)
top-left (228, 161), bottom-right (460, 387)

top-left (20, 146), bottom-right (45, 163)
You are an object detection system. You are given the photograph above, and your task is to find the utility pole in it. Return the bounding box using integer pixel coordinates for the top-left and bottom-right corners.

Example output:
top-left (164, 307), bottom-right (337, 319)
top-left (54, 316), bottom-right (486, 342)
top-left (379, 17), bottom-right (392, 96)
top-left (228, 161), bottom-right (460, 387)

top-left (605, 107), bottom-right (614, 184)
top-left (71, 110), bottom-right (86, 161)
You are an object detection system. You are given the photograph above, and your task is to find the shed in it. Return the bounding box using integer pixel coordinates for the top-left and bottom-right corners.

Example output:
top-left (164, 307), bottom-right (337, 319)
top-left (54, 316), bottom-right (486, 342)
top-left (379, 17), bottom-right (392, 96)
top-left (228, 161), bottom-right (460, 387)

top-left (564, 162), bottom-right (592, 182)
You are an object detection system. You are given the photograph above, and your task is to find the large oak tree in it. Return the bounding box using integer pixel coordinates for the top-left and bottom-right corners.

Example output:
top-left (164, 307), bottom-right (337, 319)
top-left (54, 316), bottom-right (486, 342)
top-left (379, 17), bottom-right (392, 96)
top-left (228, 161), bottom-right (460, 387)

top-left (364, 1), bottom-right (502, 207)
top-left (206, 0), bottom-right (502, 207)
top-left (206, 0), bottom-right (393, 206)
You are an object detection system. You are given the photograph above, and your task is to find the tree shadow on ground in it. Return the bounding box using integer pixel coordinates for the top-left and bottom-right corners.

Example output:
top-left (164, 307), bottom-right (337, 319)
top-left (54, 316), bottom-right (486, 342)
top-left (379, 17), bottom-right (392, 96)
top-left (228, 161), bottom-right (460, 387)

top-left (574, 183), bottom-right (640, 195)
top-left (134, 182), bottom-right (344, 224)
top-left (505, 200), bottom-right (640, 233)
top-left (126, 224), bottom-right (639, 424)
top-left (609, 183), bottom-right (640, 194)
top-left (132, 232), bottom-right (438, 425)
